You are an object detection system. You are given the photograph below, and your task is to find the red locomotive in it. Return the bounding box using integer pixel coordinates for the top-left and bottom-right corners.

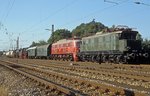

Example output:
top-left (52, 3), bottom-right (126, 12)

top-left (51, 38), bottom-right (81, 61)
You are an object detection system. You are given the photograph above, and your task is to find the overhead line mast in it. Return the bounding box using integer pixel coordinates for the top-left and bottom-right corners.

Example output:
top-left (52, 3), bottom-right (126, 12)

top-left (52, 24), bottom-right (54, 43)
top-left (16, 36), bottom-right (19, 50)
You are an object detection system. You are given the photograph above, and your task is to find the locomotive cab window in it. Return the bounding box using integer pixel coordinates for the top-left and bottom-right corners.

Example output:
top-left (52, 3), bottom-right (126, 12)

top-left (119, 31), bottom-right (137, 40)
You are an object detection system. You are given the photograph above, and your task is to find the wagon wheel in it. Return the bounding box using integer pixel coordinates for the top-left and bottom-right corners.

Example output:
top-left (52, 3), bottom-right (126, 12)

top-left (92, 56), bottom-right (96, 62)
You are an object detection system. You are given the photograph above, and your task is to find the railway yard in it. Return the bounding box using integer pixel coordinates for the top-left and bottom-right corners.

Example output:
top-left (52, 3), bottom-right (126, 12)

top-left (0, 0), bottom-right (150, 95)
top-left (0, 57), bottom-right (149, 96)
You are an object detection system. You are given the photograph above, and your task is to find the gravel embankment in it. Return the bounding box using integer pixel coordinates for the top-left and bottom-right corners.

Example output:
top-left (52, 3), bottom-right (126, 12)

top-left (0, 65), bottom-right (50, 96)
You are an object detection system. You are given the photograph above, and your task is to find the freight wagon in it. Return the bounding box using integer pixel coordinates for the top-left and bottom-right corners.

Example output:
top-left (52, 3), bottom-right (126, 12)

top-left (36, 44), bottom-right (51, 59)
top-left (27, 46), bottom-right (37, 59)
top-left (5, 50), bottom-right (16, 58)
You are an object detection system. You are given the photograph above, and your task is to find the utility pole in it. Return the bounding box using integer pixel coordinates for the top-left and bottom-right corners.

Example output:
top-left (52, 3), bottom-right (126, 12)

top-left (52, 24), bottom-right (54, 43)
top-left (16, 36), bottom-right (19, 50)
top-left (52, 24), bottom-right (54, 33)
top-left (45, 24), bottom-right (54, 43)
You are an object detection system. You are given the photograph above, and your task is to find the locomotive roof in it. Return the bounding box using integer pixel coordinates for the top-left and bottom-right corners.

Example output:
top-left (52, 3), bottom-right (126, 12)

top-left (52, 38), bottom-right (81, 45)
top-left (82, 31), bottom-right (121, 39)
top-left (82, 30), bottom-right (137, 39)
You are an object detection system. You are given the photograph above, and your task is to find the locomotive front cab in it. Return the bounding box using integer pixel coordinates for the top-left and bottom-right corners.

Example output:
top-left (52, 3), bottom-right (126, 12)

top-left (73, 39), bottom-right (81, 61)
top-left (118, 30), bottom-right (141, 52)
top-left (118, 30), bottom-right (145, 63)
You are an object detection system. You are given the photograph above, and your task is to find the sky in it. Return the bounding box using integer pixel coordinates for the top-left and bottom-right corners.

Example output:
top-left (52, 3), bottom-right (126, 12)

top-left (0, 0), bottom-right (149, 51)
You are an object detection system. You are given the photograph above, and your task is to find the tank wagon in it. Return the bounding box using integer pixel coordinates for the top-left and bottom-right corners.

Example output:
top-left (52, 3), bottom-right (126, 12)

top-left (78, 26), bottom-right (149, 64)
top-left (51, 38), bottom-right (81, 61)
top-left (5, 50), bottom-right (16, 58)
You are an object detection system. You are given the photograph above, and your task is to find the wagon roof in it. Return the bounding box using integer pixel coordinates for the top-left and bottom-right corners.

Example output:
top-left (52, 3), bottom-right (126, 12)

top-left (26, 46), bottom-right (37, 50)
top-left (37, 44), bottom-right (51, 49)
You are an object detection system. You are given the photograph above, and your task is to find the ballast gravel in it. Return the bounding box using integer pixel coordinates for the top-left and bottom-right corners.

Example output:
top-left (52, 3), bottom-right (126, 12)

top-left (0, 65), bottom-right (56, 96)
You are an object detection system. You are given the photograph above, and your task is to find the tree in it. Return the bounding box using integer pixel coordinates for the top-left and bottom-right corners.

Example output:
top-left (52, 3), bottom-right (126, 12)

top-left (30, 41), bottom-right (37, 47)
top-left (30, 40), bottom-right (47, 47)
top-left (47, 29), bottom-right (71, 44)
top-left (136, 34), bottom-right (150, 50)
top-left (142, 39), bottom-right (150, 50)
top-left (38, 40), bottom-right (47, 45)
top-left (72, 20), bottom-right (107, 37)
top-left (136, 33), bottom-right (143, 41)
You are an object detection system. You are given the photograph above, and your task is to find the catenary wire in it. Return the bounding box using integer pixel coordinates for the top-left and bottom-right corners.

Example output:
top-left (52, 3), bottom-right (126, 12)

top-left (21, 0), bottom-right (78, 35)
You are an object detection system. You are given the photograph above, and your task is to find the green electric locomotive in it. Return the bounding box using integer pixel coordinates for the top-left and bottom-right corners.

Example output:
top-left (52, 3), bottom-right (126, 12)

top-left (78, 26), bottom-right (149, 64)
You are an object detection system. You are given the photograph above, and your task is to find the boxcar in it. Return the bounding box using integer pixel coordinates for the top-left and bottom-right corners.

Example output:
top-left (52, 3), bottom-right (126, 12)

top-left (36, 44), bottom-right (51, 59)
top-left (27, 46), bottom-right (37, 59)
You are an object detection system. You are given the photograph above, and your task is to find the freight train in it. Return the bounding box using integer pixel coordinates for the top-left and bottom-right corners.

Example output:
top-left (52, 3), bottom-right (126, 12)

top-left (5, 26), bottom-right (150, 64)
top-left (27, 38), bottom-right (80, 61)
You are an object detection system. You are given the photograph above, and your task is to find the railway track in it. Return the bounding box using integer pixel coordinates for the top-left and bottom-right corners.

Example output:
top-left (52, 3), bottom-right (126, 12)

top-left (15, 62), bottom-right (150, 92)
top-left (7, 59), bottom-right (150, 90)
top-left (0, 60), bottom-right (124, 96)
top-left (0, 60), bottom-right (76, 96)
top-left (7, 58), bottom-right (150, 73)
top-left (0, 59), bottom-right (149, 96)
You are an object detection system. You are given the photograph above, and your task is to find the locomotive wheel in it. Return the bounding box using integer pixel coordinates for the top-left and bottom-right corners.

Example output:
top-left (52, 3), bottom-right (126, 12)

top-left (102, 55), bottom-right (107, 63)
top-left (121, 56), bottom-right (128, 64)
top-left (96, 55), bottom-right (101, 64)
top-left (92, 56), bottom-right (96, 62)
top-left (81, 55), bottom-right (86, 61)
top-left (115, 55), bottom-right (122, 64)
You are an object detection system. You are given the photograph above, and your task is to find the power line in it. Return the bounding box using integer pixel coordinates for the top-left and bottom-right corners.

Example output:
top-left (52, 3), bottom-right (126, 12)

top-left (21, 0), bottom-right (78, 34)
top-left (0, 0), bottom-right (15, 36)
top-left (22, 0), bottom-right (129, 35)
top-left (3, 0), bottom-right (15, 24)
top-left (134, 1), bottom-right (150, 6)
top-left (0, 0), bottom-right (10, 23)
top-left (0, 1), bottom-right (10, 31)
top-left (0, 0), bottom-right (15, 24)
top-left (59, 0), bottom-right (129, 29)
top-left (104, 0), bottom-right (118, 5)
